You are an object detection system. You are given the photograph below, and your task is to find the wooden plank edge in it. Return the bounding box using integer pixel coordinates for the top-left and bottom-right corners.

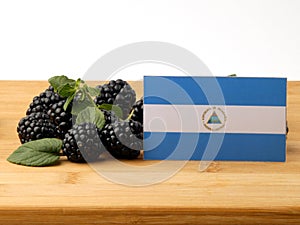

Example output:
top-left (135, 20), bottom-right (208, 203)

top-left (0, 206), bottom-right (300, 225)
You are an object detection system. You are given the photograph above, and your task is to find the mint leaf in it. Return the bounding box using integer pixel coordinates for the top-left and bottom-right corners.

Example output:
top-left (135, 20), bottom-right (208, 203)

top-left (48, 75), bottom-right (80, 100)
top-left (21, 138), bottom-right (62, 153)
top-left (48, 75), bottom-right (68, 91)
top-left (81, 84), bottom-right (100, 97)
top-left (71, 91), bottom-right (95, 115)
top-left (7, 138), bottom-right (62, 167)
top-left (76, 106), bottom-right (105, 129)
top-left (58, 83), bottom-right (77, 98)
top-left (228, 74), bottom-right (237, 77)
top-left (75, 78), bottom-right (84, 87)
top-left (97, 103), bottom-right (123, 119)
top-left (71, 100), bottom-right (95, 115)
top-left (79, 91), bottom-right (85, 101)
top-left (7, 149), bottom-right (59, 167)
top-left (64, 93), bottom-right (75, 111)
top-left (48, 75), bottom-right (76, 92)
top-left (86, 86), bottom-right (100, 97)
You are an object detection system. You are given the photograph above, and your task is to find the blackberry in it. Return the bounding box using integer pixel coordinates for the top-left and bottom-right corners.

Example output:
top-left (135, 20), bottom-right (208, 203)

top-left (129, 120), bottom-right (143, 140)
top-left (130, 97), bottom-right (143, 124)
top-left (100, 120), bottom-right (142, 159)
top-left (47, 99), bottom-right (73, 139)
top-left (102, 109), bottom-right (118, 125)
top-left (17, 112), bottom-right (56, 144)
top-left (94, 79), bottom-right (136, 119)
top-left (26, 86), bottom-right (64, 115)
top-left (62, 123), bottom-right (103, 163)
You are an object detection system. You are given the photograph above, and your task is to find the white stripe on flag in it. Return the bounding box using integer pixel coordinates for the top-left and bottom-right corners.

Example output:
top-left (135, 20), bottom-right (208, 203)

top-left (144, 105), bottom-right (286, 134)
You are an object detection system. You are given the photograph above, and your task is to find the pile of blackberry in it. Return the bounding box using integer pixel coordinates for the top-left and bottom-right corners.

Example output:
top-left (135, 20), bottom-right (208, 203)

top-left (17, 79), bottom-right (144, 163)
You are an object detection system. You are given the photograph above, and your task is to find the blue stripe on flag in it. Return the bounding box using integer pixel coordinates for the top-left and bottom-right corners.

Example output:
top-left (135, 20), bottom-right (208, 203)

top-left (143, 132), bottom-right (286, 162)
top-left (144, 76), bottom-right (286, 106)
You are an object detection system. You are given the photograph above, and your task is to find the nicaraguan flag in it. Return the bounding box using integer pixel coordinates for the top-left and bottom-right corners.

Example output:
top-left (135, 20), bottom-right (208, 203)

top-left (143, 76), bottom-right (287, 162)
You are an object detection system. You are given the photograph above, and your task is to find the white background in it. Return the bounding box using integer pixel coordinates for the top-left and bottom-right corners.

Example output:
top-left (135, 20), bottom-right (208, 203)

top-left (0, 0), bottom-right (299, 80)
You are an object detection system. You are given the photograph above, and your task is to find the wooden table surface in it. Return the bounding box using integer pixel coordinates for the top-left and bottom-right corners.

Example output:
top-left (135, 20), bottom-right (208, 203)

top-left (0, 80), bottom-right (299, 225)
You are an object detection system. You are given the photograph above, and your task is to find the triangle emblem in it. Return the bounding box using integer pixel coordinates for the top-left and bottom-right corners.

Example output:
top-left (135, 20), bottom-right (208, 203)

top-left (207, 111), bottom-right (222, 124)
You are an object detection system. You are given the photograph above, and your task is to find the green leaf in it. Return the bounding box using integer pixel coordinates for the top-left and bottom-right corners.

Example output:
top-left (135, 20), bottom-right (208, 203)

top-left (57, 83), bottom-right (77, 98)
top-left (63, 93), bottom-right (75, 111)
top-left (48, 75), bottom-right (79, 99)
top-left (21, 138), bottom-right (62, 153)
top-left (97, 103), bottom-right (123, 119)
top-left (76, 106), bottom-right (105, 129)
top-left (228, 74), bottom-right (237, 77)
top-left (7, 138), bottom-right (62, 167)
top-left (71, 92), bottom-right (95, 115)
top-left (81, 84), bottom-right (100, 97)
top-left (79, 91), bottom-right (86, 101)
top-left (75, 78), bottom-right (84, 88)
top-left (71, 100), bottom-right (95, 115)
top-left (87, 86), bottom-right (100, 97)
top-left (48, 75), bottom-right (76, 92)
top-left (48, 75), bottom-right (68, 91)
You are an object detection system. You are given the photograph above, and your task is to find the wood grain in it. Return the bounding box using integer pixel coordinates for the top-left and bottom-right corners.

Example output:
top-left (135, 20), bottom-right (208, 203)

top-left (0, 80), bottom-right (300, 224)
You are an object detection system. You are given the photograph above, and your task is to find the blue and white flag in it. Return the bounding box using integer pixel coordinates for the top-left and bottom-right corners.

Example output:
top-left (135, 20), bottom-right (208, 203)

top-left (143, 76), bottom-right (287, 162)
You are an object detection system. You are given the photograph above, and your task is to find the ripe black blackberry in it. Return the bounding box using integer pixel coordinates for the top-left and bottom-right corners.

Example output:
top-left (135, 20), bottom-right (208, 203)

top-left (130, 97), bottom-right (143, 124)
top-left (62, 123), bottom-right (103, 163)
top-left (17, 112), bottom-right (56, 144)
top-left (47, 99), bottom-right (73, 139)
top-left (94, 79), bottom-right (136, 119)
top-left (102, 109), bottom-right (118, 125)
top-left (26, 86), bottom-right (64, 115)
top-left (100, 120), bottom-right (142, 159)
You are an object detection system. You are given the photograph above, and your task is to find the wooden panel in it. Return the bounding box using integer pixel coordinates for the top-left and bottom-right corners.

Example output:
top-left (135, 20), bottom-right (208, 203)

top-left (0, 80), bottom-right (299, 224)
